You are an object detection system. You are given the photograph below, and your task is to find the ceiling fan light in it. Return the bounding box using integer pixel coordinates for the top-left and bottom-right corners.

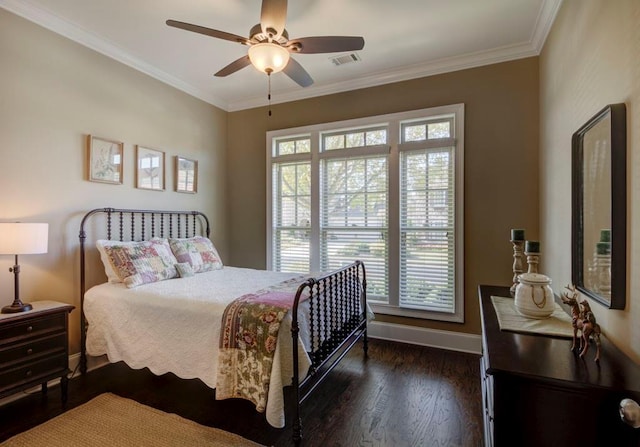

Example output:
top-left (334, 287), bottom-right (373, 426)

top-left (248, 43), bottom-right (290, 74)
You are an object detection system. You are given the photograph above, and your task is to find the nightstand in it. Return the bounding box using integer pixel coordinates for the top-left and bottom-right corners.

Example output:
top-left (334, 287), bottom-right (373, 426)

top-left (0, 301), bottom-right (74, 404)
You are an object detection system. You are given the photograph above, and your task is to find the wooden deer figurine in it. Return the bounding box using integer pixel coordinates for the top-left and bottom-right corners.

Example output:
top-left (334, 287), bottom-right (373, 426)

top-left (561, 285), bottom-right (601, 362)
top-left (579, 299), bottom-right (601, 362)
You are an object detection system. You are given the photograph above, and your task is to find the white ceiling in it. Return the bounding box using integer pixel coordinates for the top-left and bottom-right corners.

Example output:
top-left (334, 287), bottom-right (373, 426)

top-left (1, 0), bottom-right (562, 111)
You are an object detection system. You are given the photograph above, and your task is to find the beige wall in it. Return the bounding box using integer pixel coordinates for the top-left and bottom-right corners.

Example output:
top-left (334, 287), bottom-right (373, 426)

top-left (540, 0), bottom-right (640, 362)
top-left (228, 58), bottom-right (540, 334)
top-left (0, 10), bottom-right (228, 353)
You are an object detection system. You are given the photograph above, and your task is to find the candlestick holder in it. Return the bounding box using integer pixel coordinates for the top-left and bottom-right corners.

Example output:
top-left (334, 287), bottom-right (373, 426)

top-left (525, 251), bottom-right (540, 274)
top-left (510, 240), bottom-right (525, 295)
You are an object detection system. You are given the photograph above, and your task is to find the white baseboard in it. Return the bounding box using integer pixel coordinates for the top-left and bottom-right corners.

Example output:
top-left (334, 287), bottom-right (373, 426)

top-left (368, 320), bottom-right (482, 355)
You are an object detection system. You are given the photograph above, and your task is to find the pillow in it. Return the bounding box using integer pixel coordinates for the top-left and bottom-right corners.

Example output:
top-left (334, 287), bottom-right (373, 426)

top-left (175, 262), bottom-right (195, 278)
top-left (101, 239), bottom-right (178, 288)
top-left (96, 238), bottom-right (166, 283)
top-left (169, 236), bottom-right (223, 273)
top-left (96, 239), bottom-right (133, 283)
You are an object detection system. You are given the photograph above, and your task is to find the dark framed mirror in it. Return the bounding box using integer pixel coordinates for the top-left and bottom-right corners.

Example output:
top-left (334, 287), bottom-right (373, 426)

top-left (572, 103), bottom-right (626, 309)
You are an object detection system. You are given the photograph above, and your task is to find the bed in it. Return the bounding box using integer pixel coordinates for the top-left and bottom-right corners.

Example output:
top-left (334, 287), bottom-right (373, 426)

top-left (78, 207), bottom-right (369, 445)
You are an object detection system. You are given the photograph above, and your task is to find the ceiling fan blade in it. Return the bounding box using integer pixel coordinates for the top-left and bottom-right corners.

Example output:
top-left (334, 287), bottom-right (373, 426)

top-left (214, 55), bottom-right (252, 77)
top-left (283, 57), bottom-right (313, 87)
top-left (287, 36), bottom-right (365, 54)
top-left (166, 19), bottom-right (249, 45)
top-left (260, 0), bottom-right (287, 38)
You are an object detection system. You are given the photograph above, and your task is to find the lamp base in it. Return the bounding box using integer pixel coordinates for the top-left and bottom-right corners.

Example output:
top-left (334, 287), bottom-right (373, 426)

top-left (2, 301), bottom-right (33, 314)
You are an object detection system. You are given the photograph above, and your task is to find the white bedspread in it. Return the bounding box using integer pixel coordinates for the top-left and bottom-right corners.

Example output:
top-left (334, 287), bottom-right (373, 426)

top-left (84, 266), bottom-right (312, 428)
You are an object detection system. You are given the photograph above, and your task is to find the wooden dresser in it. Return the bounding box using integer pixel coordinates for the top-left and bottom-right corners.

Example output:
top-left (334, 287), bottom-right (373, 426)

top-left (0, 301), bottom-right (74, 403)
top-left (479, 285), bottom-right (640, 446)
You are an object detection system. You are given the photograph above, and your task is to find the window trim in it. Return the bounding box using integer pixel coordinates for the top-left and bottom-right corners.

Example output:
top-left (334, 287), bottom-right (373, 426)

top-left (267, 104), bottom-right (465, 322)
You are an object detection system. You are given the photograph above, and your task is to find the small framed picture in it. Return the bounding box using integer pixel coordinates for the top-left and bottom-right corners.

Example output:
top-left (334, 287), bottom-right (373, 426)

top-left (87, 135), bottom-right (123, 184)
top-left (175, 156), bottom-right (198, 193)
top-left (136, 145), bottom-right (165, 191)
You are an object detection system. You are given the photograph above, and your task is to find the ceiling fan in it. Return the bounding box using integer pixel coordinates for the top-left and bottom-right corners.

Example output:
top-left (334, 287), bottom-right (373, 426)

top-left (166, 0), bottom-right (365, 88)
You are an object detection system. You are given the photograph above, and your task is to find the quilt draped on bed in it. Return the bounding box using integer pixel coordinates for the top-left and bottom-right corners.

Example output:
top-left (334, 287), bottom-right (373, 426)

top-left (216, 275), bottom-right (309, 412)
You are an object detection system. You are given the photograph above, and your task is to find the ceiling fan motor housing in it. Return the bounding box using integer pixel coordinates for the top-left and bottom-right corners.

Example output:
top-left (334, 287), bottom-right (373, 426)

top-left (249, 24), bottom-right (288, 44)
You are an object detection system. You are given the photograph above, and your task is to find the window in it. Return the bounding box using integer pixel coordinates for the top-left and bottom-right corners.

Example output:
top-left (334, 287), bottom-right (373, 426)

top-left (267, 104), bottom-right (464, 322)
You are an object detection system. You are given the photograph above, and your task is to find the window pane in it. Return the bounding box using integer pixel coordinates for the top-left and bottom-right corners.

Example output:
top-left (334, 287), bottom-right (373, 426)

top-left (278, 141), bottom-right (295, 155)
top-left (428, 122), bottom-right (450, 139)
top-left (346, 132), bottom-right (365, 148)
top-left (366, 129), bottom-right (387, 145)
top-left (296, 139), bottom-right (310, 153)
top-left (325, 135), bottom-right (344, 150)
top-left (404, 124), bottom-right (426, 142)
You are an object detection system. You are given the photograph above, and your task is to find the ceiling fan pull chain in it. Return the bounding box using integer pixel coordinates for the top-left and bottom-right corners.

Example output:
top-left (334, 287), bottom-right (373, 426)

top-left (267, 70), bottom-right (272, 116)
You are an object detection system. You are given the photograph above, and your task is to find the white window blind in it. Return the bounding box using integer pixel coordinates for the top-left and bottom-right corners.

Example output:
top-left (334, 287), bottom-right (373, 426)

top-left (267, 105), bottom-right (464, 322)
top-left (400, 148), bottom-right (455, 312)
top-left (321, 155), bottom-right (388, 300)
top-left (272, 140), bottom-right (312, 272)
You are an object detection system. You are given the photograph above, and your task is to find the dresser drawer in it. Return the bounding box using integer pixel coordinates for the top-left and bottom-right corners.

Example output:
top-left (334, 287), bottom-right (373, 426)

top-left (0, 354), bottom-right (68, 393)
top-left (0, 333), bottom-right (67, 369)
top-left (0, 313), bottom-right (66, 346)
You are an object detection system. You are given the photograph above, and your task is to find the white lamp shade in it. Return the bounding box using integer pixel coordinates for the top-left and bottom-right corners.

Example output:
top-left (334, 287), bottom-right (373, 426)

top-left (0, 223), bottom-right (49, 255)
top-left (248, 43), bottom-right (290, 74)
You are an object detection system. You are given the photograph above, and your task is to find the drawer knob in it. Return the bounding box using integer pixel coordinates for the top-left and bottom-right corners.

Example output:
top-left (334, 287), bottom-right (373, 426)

top-left (26, 326), bottom-right (33, 332)
top-left (26, 348), bottom-right (33, 355)
top-left (25, 370), bottom-right (32, 377)
top-left (620, 398), bottom-right (640, 429)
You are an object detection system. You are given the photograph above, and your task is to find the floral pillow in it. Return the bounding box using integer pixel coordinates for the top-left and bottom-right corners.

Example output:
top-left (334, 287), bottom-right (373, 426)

top-left (169, 236), bottom-right (223, 273)
top-left (96, 239), bottom-right (132, 283)
top-left (102, 239), bottom-right (179, 288)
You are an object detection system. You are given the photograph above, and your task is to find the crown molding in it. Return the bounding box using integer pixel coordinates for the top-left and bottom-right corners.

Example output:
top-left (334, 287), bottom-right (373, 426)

top-left (1, 0), bottom-right (562, 113)
top-left (531, 0), bottom-right (563, 53)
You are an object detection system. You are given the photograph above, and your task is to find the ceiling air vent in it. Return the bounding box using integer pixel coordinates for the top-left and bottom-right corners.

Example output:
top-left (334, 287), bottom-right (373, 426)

top-left (330, 53), bottom-right (361, 66)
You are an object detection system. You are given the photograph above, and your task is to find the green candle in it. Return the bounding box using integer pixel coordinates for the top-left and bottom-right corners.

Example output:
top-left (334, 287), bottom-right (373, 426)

top-left (600, 229), bottom-right (611, 243)
top-left (511, 229), bottom-right (525, 241)
top-left (596, 241), bottom-right (611, 255)
top-left (525, 240), bottom-right (540, 253)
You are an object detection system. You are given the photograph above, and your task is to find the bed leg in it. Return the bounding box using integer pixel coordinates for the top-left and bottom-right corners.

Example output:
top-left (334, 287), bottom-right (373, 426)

top-left (293, 417), bottom-right (302, 446)
top-left (80, 351), bottom-right (87, 375)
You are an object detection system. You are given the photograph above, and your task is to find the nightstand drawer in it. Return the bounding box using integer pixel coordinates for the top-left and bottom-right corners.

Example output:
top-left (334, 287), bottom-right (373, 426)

top-left (0, 333), bottom-right (67, 369)
top-left (0, 353), bottom-right (68, 392)
top-left (0, 313), bottom-right (66, 345)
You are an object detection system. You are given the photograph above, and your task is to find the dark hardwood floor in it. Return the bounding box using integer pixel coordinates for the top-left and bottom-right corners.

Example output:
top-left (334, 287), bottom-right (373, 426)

top-left (0, 339), bottom-right (483, 446)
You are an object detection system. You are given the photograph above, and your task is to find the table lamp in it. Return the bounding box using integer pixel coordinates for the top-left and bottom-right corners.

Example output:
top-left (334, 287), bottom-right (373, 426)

top-left (0, 222), bottom-right (48, 314)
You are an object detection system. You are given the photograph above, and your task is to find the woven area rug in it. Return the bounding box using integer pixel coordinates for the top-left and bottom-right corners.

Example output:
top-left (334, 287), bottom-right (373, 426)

top-left (0, 393), bottom-right (264, 447)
